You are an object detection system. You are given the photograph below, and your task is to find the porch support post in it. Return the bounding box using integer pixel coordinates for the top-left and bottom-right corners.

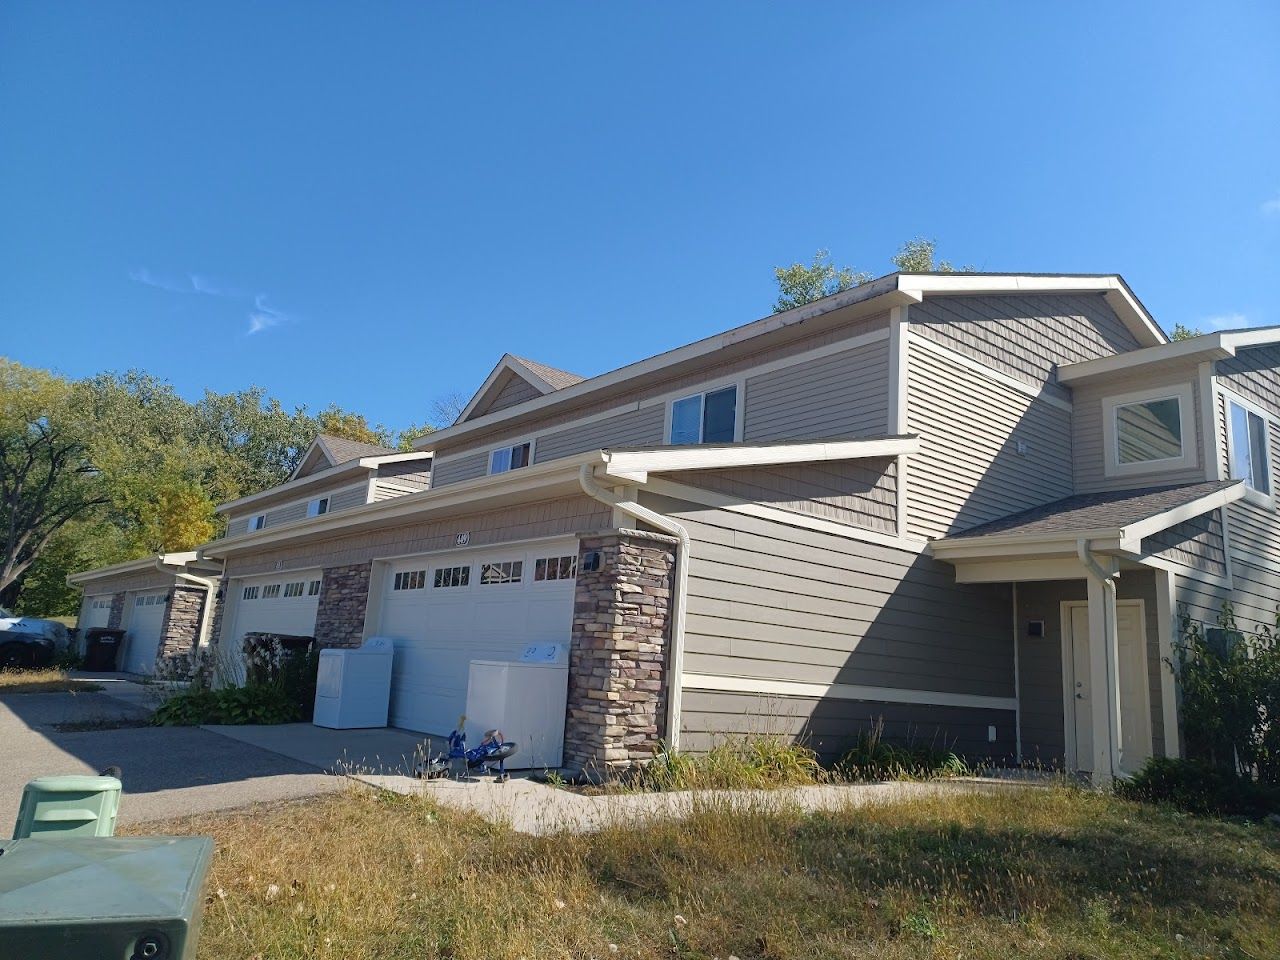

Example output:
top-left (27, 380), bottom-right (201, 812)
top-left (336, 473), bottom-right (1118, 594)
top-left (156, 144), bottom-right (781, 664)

top-left (1078, 540), bottom-right (1121, 785)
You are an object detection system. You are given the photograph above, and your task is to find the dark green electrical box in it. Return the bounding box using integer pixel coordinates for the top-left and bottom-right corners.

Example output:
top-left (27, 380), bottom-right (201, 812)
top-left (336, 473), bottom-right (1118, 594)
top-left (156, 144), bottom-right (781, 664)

top-left (0, 835), bottom-right (214, 959)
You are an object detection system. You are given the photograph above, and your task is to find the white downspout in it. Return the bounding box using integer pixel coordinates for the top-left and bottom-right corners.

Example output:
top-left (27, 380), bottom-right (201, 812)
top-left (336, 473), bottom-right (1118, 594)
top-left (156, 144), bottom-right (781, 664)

top-left (156, 559), bottom-right (221, 657)
top-left (579, 464), bottom-right (691, 752)
top-left (1076, 540), bottom-right (1123, 782)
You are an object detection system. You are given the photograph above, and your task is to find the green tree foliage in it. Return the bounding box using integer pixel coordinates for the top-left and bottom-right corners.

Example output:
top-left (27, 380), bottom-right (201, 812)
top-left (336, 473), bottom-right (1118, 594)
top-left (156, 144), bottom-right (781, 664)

top-left (1171, 323), bottom-right (1204, 341)
top-left (773, 238), bottom-right (974, 313)
top-left (1, 358), bottom-right (421, 615)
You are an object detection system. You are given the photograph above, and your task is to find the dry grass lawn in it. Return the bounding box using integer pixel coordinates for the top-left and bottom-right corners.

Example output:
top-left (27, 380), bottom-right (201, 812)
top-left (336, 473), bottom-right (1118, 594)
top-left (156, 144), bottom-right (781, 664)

top-left (0, 667), bottom-right (102, 694)
top-left (136, 783), bottom-right (1280, 960)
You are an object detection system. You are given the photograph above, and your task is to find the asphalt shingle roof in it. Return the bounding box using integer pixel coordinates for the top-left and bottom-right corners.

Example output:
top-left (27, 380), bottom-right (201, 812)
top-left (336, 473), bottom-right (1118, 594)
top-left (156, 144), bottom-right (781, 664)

top-left (942, 479), bottom-right (1239, 542)
top-left (318, 434), bottom-right (398, 465)
top-left (509, 355), bottom-right (585, 391)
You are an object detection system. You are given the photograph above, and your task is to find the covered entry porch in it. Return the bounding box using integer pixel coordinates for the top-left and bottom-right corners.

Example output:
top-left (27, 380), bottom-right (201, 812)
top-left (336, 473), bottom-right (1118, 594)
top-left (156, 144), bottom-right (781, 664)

top-left (931, 480), bottom-right (1244, 784)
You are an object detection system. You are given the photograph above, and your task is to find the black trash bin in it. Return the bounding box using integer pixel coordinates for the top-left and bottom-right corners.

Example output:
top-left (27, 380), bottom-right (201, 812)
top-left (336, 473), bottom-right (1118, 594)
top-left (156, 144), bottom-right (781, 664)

top-left (83, 628), bottom-right (126, 672)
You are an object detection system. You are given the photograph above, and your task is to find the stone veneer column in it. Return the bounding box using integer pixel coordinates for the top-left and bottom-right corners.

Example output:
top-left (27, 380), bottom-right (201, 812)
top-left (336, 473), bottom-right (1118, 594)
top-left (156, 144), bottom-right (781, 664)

top-left (564, 530), bottom-right (677, 775)
top-left (155, 585), bottom-right (207, 677)
top-left (313, 562), bottom-right (372, 648)
top-left (106, 592), bottom-right (126, 630)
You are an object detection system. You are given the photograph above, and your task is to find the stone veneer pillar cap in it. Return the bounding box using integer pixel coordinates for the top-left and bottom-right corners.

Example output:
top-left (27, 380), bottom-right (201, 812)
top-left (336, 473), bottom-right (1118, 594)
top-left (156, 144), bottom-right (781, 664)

top-left (576, 528), bottom-right (681, 547)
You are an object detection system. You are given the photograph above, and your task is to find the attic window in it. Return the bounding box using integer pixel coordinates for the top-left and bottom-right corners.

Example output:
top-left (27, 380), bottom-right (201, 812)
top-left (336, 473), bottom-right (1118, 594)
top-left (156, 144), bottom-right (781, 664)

top-left (249, 514), bottom-right (267, 531)
top-left (669, 385), bottom-right (738, 445)
top-left (489, 441), bottom-right (532, 474)
top-left (307, 497), bottom-right (330, 518)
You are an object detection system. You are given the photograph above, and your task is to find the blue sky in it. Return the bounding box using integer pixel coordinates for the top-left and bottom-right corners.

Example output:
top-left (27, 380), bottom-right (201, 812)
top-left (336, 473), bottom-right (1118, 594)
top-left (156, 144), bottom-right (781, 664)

top-left (3, 3), bottom-right (1278, 431)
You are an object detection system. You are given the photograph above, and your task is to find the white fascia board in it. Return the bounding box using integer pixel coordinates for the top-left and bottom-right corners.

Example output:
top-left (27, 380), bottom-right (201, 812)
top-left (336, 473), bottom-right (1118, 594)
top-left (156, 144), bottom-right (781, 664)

top-left (454, 354), bottom-right (556, 425)
top-left (216, 459), bottom-right (374, 514)
top-left (410, 275), bottom-right (915, 451)
top-left (930, 534), bottom-right (1125, 561)
top-left (1058, 336), bottom-right (1235, 384)
top-left (200, 450), bottom-right (607, 559)
top-left (1221, 327), bottom-right (1280, 350)
top-left (898, 274), bottom-right (1166, 347)
top-left (355, 451), bottom-right (434, 468)
top-left (66, 551), bottom-right (201, 586)
top-left (600, 437), bottom-right (921, 483)
top-left (1115, 481), bottom-right (1245, 548)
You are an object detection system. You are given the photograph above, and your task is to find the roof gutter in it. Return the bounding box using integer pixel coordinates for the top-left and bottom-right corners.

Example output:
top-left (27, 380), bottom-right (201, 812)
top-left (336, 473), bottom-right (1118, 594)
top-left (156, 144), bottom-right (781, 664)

top-left (578, 463), bottom-right (691, 754)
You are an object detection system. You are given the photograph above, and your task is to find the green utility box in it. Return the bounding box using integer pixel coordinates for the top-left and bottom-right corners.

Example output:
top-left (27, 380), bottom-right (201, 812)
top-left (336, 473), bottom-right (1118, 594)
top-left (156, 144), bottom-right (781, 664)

top-left (12, 774), bottom-right (122, 838)
top-left (0, 835), bottom-right (214, 959)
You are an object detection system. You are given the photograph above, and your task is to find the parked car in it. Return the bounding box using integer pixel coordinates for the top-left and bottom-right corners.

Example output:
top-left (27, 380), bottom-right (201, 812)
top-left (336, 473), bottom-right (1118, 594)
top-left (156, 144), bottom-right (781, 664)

top-left (0, 608), bottom-right (71, 669)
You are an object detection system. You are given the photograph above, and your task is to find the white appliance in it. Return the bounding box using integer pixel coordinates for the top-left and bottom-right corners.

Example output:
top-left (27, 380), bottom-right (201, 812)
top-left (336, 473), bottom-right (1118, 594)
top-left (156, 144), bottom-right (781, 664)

top-left (465, 643), bottom-right (570, 770)
top-left (313, 636), bottom-right (395, 729)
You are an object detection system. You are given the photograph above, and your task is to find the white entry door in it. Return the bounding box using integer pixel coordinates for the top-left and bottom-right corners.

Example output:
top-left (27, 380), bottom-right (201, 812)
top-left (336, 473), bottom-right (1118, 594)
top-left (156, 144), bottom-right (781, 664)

top-left (376, 540), bottom-right (579, 735)
top-left (1064, 600), bottom-right (1153, 775)
top-left (221, 572), bottom-right (323, 681)
top-left (122, 591), bottom-right (168, 674)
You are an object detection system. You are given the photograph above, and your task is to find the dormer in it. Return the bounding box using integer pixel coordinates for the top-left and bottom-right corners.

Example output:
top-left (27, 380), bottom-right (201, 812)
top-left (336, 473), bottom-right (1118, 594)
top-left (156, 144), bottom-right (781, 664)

top-left (456, 354), bottom-right (585, 424)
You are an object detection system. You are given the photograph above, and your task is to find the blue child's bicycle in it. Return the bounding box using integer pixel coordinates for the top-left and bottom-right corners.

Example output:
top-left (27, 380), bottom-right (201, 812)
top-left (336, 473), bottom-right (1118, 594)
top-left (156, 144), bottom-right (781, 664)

top-left (416, 717), bottom-right (519, 782)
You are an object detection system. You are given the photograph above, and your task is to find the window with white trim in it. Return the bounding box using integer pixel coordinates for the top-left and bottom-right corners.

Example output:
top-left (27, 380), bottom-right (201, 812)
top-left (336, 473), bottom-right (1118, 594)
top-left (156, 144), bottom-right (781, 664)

top-left (249, 514), bottom-right (267, 531)
top-left (307, 580), bottom-right (321, 596)
top-left (1102, 385), bottom-right (1197, 477)
top-left (433, 565), bottom-right (470, 588)
top-left (393, 570), bottom-right (426, 591)
top-left (262, 584), bottom-right (281, 599)
top-left (489, 441), bottom-right (532, 474)
top-left (1227, 398), bottom-right (1272, 496)
top-left (242, 585), bottom-right (260, 601)
top-left (283, 581), bottom-right (305, 598)
top-left (534, 555), bottom-right (577, 582)
top-left (480, 560), bottom-right (523, 585)
top-left (307, 497), bottom-right (330, 518)
top-left (669, 385), bottom-right (737, 445)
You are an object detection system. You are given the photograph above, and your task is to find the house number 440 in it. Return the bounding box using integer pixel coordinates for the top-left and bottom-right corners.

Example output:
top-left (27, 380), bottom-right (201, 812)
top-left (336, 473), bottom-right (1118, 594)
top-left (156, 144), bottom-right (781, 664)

top-left (454, 532), bottom-right (470, 547)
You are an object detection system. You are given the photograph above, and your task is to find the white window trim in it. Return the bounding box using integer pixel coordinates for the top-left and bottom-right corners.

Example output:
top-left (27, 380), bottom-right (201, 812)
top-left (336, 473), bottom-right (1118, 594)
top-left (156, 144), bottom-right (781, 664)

top-left (1102, 383), bottom-right (1198, 478)
top-left (1221, 387), bottom-right (1276, 509)
top-left (664, 377), bottom-right (745, 445)
top-left (307, 496), bottom-right (330, 518)
top-left (487, 438), bottom-right (536, 475)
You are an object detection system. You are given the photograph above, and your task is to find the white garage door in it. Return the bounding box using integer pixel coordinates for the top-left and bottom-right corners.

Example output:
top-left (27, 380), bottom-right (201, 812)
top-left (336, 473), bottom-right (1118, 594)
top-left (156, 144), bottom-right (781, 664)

top-left (222, 572), bottom-right (323, 679)
top-left (378, 539), bottom-right (579, 735)
top-left (122, 591), bottom-right (168, 674)
top-left (79, 596), bottom-right (112, 631)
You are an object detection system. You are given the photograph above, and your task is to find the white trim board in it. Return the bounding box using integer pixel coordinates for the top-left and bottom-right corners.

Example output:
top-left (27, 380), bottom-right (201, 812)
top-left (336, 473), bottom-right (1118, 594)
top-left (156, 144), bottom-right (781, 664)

top-left (904, 331), bottom-right (1074, 413)
top-left (682, 673), bottom-right (1018, 713)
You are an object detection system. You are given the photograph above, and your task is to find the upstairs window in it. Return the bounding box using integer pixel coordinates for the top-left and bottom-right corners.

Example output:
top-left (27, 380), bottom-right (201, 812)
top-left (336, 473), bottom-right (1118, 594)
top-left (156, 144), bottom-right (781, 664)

top-left (1103, 385), bottom-right (1197, 477)
top-left (489, 441), bottom-right (532, 474)
top-left (307, 497), bottom-right (330, 518)
top-left (249, 514), bottom-right (267, 531)
top-left (669, 385), bottom-right (737, 445)
top-left (1227, 398), bottom-right (1272, 496)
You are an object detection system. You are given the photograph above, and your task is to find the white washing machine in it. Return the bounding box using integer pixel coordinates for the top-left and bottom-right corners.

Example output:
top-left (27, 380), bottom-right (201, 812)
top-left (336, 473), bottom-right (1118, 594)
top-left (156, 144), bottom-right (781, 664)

top-left (313, 636), bottom-right (395, 729)
top-left (465, 643), bottom-right (569, 770)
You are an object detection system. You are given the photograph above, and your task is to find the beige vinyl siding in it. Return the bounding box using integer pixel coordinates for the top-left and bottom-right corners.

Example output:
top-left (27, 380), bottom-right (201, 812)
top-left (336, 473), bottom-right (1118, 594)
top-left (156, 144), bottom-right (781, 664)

top-left (431, 450), bottom-right (491, 486)
top-left (1015, 572), bottom-right (1167, 766)
top-left (470, 371), bottom-right (543, 419)
top-left (1140, 513), bottom-right (1228, 579)
top-left (661, 459), bottom-right (896, 534)
top-left (534, 406), bottom-right (665, 464)
top-left (909, 293), bottom-right (1141, 398)
top-left (372, 461), bottom-right (432, 501)
top-left (226, 482), bottom-right (370, 535)
top-left (430, 310), bottom-right (892, 463)
top-left (742, 337), bottom-right (889, 442)
top-left (222, 495), bottom-right (609, 578)
top-left (640, 492), bottom-right (1014, 698)
top-left (1217, 345), bottom-right (1280, 416)
top-left (906, 344), bottom-right (1073, 539)
top-left (680, 691), bottom-right (1013, 760)
top-left (1071, 360), bottom-right (1205, 493)
top-left (75, 569), bottom-right (172, 597)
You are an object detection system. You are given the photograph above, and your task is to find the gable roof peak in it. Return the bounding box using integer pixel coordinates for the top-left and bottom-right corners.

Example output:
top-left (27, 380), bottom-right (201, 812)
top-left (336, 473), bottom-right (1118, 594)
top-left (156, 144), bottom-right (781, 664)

top-left (506, 354), bottom-right (585, 391)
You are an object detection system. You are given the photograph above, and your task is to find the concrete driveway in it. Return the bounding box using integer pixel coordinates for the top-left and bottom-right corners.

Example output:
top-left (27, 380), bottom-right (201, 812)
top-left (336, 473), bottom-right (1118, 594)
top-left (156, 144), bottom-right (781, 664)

top-left (1, 686), bottom-right (342, 829)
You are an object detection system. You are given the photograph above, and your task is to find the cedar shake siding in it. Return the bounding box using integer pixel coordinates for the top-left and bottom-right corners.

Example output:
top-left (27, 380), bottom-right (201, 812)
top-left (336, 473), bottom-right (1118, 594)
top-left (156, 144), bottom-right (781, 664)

top-left (908, 293), bottom-right (1141, 399)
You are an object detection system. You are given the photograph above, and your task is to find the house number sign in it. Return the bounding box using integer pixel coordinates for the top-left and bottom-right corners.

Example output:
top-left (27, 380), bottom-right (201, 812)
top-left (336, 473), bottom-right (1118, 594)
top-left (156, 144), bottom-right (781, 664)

top-left (455, 531), bottom-right (471, 547)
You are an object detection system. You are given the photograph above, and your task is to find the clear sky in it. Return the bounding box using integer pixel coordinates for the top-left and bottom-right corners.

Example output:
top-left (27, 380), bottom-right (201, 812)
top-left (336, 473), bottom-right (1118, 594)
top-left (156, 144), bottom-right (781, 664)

top-left (3, 3), bottom-right (1278, 432)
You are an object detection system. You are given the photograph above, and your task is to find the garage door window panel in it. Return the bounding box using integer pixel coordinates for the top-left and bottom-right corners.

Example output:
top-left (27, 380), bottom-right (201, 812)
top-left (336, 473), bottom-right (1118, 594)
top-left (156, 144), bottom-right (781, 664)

top-left (434, 566), bottom-right (471, 589)
top-left (394, 570), bottom-right (427, 591)
top-left (480, 560), bottom-right (523, 585)
top-left (534, 555), bottom-right (577, 582)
